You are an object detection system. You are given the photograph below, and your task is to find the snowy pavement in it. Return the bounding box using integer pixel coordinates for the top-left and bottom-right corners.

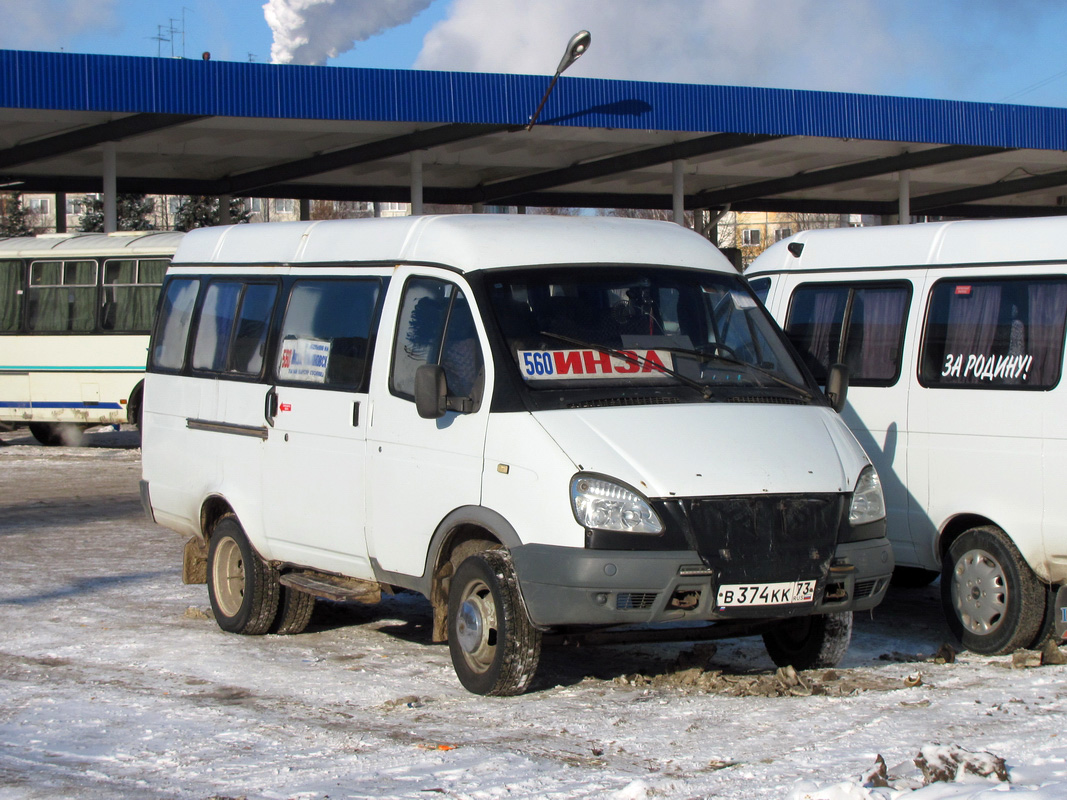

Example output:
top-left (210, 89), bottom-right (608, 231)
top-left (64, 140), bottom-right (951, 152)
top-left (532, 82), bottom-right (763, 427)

top-left (1, 426), bottom-right (1066, 800)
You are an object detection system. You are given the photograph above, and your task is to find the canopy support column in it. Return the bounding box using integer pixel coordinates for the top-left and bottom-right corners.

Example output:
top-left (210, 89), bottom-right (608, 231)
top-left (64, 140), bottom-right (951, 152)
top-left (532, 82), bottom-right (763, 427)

top-left (102, 142), bottom-right (117, 233)
top-left (411, 151), bottom-right (424, 216)
top-left (898, 170), bottom-right (911, 224)
top-left (672, 159), bottom-right (685, 225)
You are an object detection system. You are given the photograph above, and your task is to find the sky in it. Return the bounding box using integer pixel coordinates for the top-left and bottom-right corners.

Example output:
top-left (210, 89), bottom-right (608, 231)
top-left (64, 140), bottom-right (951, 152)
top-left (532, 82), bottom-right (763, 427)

top-left (1, 0), bottom-right (1066, 108)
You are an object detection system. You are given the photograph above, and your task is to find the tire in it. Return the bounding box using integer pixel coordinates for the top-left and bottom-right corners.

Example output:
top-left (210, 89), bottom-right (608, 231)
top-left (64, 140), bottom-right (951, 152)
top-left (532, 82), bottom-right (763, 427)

top-left (941, 526), bottom-right (1045, 655)
top-left (271, 586), bottom-right (315, 635)
top-left (29, 422), bottom-right (86, 446)
top-left (763, 611), bottom-right (853, 670)
top-left (128, 383), bottom-right (144, 430)
top-left (207, 515), bottom-right (279, 635)
top-left (891, 566), bottom-right (940, 589)
top-left (447, 550), bottom-right (542, 696)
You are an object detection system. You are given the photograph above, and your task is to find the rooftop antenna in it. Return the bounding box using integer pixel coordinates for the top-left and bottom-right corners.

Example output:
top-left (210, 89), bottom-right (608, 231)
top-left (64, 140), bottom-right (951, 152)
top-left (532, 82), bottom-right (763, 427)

top-left (525, 30), bottom-right (591, 131)
top-left (151, 25), bottom-right (169, 58)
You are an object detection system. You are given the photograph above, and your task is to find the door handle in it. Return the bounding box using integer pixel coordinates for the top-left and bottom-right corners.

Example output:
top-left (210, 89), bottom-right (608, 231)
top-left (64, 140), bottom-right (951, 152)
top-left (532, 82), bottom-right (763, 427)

top-left (265, 387), bottom-right (278, 427)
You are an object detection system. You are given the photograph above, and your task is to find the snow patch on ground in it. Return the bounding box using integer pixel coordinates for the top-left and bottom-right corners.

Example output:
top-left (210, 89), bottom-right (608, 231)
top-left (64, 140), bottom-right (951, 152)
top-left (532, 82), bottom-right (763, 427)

top-left (2, 426), bottom-right (1066, 799)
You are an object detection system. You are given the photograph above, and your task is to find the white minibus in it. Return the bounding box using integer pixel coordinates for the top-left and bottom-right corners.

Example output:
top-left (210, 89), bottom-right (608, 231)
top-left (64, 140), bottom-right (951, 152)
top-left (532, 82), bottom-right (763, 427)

top-left (748, 217), bottom-right (1067, 655)
top-left (140, 215), bottom-right (892, 695)
top-left (0, 231), bottom-right (181, 444)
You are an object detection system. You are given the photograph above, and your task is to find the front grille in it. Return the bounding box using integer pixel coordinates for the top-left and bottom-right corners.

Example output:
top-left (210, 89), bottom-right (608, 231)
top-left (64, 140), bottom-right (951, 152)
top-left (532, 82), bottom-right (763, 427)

top-left (682, 494), bottom-right (844, 585)
top-left (616, 592), bottom-right (658, 610)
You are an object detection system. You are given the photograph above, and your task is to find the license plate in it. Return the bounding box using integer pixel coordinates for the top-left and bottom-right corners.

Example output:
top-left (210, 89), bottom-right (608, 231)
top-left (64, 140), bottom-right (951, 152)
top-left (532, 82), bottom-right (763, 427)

top-left (716, 580), bottom-right (816, 607)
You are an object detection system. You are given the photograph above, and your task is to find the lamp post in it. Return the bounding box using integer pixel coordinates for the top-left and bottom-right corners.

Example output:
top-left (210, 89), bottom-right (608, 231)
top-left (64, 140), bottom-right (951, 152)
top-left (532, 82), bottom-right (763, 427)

top-left (526, 30), bottom-right (591, 131)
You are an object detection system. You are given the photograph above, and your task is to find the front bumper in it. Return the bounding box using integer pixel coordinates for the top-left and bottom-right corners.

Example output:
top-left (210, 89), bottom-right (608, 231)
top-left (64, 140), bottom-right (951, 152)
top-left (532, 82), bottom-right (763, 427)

top-left (510, 537), bottom-right (893, 628)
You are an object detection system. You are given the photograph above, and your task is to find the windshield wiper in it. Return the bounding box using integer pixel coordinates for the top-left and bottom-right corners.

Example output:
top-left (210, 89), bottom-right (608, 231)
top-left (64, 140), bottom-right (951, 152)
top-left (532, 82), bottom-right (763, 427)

top-left (538, 331), bottom-right (718, 401)
top-left (654, 345), bottom-right (814, 400)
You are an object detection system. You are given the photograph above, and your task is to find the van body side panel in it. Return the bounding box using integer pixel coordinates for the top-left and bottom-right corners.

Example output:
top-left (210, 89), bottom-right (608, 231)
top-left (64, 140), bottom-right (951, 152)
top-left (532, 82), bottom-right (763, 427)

top-left (480, 412), bottom-right (584, 550)
top-left (754, 230), bottom-right (1067, 587)
top-left (778, 268), bottom-right (924, 567)
top-left (143, 373), bottom-right (267, 545)
top-left (365, 268), bottom-right (493, 578)
top-left (142, 372), bottom-right (208, 539)
top-left (205, 378), bottom-right (272, 552)
top-left (1042, 424), bottom-right (1067, 584)
top-left (261, 385), bottom-right (373, 579)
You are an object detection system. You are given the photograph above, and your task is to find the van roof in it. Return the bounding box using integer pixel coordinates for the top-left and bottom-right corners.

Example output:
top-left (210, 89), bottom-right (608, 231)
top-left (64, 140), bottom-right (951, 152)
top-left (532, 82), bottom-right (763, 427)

top-left (746, 216), bottom-right (1067, 276)
top-left (171, 215), bottom-right (733, 273)
top-left (0, 230), bottom-right (184, 258)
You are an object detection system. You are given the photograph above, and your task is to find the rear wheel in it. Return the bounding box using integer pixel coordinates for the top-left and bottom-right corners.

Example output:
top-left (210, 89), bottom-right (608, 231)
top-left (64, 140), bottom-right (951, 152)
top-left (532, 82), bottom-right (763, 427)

top-left (941, 526), bottom-right (1044, 655)
top-left (28, 422), bottom-right (87, 446)
top-left (447, 550), bottom-right (541, 696)
top-left (271, 586), bottom-right (315, 635)
top-left (207, 516), bottom-right (279, 635)
top-left (763, 611), bottom-right (852, 670)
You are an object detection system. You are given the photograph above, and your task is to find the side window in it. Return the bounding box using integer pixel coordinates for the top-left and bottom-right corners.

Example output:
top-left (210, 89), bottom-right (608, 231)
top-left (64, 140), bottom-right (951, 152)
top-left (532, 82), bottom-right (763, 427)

top-left (275, 278), bottom-right (383, 390)
top-left (747, 276), bottom-right (771, 304)
top-left (151, 278), bottom-right (200, 371)
top-left (0, 260), bottom-right (22, 332)
top-left (192, 282), bottom-right (242, 372)
top-left (920, 277), bottom-right (1067, 390)
top-left (230, 284), bottom-right (277, 375)
top-left (191, 281), bottom-right (278, 376)
top-left (785, 282), bottom-right (910, 386)
top-left (391, 278), bottom-right (484, 404)
top-left (26, 259), bottom-right (98, 332)
top-left (102, 258), bottom-right (168, 332)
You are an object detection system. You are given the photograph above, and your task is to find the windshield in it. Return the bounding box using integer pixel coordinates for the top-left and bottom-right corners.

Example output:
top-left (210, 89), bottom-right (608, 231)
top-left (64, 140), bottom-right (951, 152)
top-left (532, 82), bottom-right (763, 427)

top-left (486, 265), bottom-right (814, 405)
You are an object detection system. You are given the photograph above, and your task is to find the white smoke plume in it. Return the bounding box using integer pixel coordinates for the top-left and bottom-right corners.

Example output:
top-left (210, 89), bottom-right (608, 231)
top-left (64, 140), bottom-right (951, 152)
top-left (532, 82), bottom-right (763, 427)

top-left (264, 0), bottom-right (433, 66)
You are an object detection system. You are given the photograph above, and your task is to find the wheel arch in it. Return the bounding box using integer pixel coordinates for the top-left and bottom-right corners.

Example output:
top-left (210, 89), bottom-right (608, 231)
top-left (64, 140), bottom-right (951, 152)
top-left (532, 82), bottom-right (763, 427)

top-left (126, 380), bottom-right (145, 427)
top-left (938, 513), bottom-right (1000, 561)
top-left (421, 506), bottom-right (523, 643)
top-left (200, 495), bottom-right (236, 541)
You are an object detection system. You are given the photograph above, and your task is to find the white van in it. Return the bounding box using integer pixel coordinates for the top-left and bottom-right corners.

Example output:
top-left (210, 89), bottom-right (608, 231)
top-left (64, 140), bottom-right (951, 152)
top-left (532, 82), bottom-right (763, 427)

top-left (749, 217), bottom-right (1067, 656)
top-left (140, 215), bottom-right (892, 695)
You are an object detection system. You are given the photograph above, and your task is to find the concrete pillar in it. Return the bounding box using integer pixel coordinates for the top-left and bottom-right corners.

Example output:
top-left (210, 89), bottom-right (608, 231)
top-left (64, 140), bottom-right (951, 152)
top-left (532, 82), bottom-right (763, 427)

top-left (672, 159), bottom-right (685, 226)
top-left (300, 198), bottom-right (310, 221)
top-left (219, 194), bottom-right (232, 225)
top-left (410, 151), bottom-right (424, 216)
top-left (102, 142), bottom-right (117, 233)
top-left (898, 170), bottom-right (911, 224)
top-left (373, 202), bottom-right (381, 218)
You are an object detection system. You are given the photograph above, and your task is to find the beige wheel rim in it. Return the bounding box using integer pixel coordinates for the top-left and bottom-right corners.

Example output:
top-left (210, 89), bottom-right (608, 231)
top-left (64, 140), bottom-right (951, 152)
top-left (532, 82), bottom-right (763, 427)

top-left (212, 536), bottom-right (246, 618)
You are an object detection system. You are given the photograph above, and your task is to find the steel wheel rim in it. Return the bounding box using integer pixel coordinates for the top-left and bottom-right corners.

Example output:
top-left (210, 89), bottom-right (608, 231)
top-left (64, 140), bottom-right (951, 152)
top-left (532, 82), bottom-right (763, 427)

top-left (455, 578), bottom-right (497, 674)
top-left (951, 548), bottom-right (1008, 634)
top-left (212, 537), bottom-right (246, 618)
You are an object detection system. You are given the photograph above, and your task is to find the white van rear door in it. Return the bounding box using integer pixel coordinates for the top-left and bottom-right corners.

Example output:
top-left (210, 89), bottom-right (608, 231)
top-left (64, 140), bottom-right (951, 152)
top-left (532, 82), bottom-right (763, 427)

top-left (367, 269), bottom-right (492, 579)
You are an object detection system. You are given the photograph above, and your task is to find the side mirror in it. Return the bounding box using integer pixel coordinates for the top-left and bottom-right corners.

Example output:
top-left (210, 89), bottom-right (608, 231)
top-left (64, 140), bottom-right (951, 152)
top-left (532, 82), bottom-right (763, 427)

top-left (826, 363), bottom-right (849, 414)
top-left (415, 364), bottom-right (448, 419)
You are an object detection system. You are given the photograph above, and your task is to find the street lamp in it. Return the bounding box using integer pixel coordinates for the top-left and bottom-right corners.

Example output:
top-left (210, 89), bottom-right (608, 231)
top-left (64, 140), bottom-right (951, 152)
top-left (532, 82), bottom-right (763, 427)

top-left (526, 30), bottom-right (591, 131)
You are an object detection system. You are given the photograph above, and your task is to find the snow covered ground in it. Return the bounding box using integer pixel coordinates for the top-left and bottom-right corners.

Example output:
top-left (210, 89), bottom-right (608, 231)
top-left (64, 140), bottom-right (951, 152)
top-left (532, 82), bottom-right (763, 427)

top-left (1, 426), bottom-right (1066, 800)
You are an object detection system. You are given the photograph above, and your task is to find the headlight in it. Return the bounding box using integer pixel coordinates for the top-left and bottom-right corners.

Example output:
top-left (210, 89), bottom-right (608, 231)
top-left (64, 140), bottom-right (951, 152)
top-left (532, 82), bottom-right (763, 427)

top-left (570, 475), bottom-right (664, 534)
top-left (849, 465), bottom-right (886, 525)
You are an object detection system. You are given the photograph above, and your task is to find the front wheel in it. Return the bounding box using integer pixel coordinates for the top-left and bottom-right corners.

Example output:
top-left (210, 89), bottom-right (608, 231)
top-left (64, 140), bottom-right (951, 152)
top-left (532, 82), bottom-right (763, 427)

top-left (207, 516), bottom-right (279, 635)
top-left (447, 550), bottom-right (541, 696)
top-left (941, 526), bottom-right (1044, 655)
top-left (763, 611), bottom-right (852, 670)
